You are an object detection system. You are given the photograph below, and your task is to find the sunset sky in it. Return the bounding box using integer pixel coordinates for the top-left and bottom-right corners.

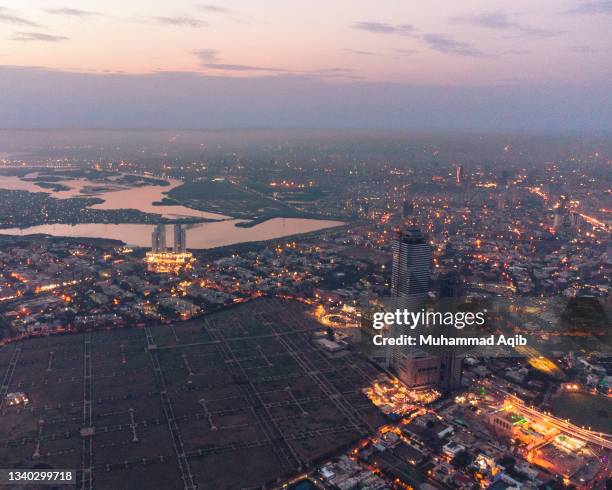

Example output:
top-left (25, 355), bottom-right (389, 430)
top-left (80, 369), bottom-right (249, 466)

top-left (1, 1), bottom-right (611, 130)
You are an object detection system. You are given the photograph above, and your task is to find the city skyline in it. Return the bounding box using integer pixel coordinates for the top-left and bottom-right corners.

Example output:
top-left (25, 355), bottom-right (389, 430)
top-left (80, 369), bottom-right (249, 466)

top-left (0, 132), bottom-right (609, 489)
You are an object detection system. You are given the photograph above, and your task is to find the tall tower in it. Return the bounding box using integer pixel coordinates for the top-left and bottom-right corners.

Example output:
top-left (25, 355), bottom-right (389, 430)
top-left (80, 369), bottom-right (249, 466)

top-left (388, 229), bottom-right (463, 391)
top-left (173, 224), bottom-right (186, 253)
top-left (151, 224), bottom-right (166, 253)
top-left (391, 228), bottom-right (431, 305)
top-left (389, 228), bottom-right (432, 375)
top-left (455, 164), bottom-right (463, 185)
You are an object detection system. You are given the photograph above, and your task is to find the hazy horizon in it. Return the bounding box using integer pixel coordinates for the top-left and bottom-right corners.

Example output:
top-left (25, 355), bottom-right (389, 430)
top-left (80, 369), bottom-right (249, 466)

top-left (1, 0), bottom-right (611, 131)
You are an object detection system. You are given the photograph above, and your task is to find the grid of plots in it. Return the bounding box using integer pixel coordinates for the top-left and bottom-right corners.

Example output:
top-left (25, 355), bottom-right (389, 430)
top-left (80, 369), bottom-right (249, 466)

top-left (0, 298), bottom-right (385, 490)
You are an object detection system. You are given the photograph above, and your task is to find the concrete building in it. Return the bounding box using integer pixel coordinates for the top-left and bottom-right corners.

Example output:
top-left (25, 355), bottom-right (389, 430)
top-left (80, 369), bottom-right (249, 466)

top-left (389, 228), bottom-right (462, 391)
top-left (151, 224), bottom-right (166, 253)
top-left (390, 228), bottom-right (431, 304)
top-left (173, 224), bottom-right (186, 253)
top-left (389, 228), bottom-right (437, 386)
top-left (456, 164), bottom-right (464, 185)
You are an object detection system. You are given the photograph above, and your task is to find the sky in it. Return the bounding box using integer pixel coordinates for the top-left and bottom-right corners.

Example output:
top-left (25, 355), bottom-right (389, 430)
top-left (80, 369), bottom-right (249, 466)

top-left (1, 0), bottom-right (611, 131)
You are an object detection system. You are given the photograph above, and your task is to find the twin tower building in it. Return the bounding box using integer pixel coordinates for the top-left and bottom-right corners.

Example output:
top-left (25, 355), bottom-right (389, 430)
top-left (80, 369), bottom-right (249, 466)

top-left (151, 223), bottom-right (187, 254)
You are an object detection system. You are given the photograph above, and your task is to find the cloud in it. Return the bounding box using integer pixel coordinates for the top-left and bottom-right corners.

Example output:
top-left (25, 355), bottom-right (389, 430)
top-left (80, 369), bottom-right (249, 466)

top-left (453, 12), bottom-right (559, 37)
top-left (154, 16), bottom-right (206, 28)
top-left (198, 5), bottom-right (230, 14)
top-left (311, 67), bottom-right (354, 75)
top-left (45, 7), bottom-right (101, 18)
top-left (422, 33), bottom-right (491, 58)
top-left (193, 49), bottom-right (220, 62)
top-left (194, 51), bottom-right (354, 79)
top-left (351, 21), bottom-right (416, 36)
top-left (194, 50), bottom-right (289, 73)
top-left (341, 48), bottom-right (376, 56)
top-left (565, 1), bottom-right (612, 14)
top-left (11, 31), bottom-right (69, 42)
top-left (0, 7), bottom-right (39, 26)
top-left (203, 63), bottom-right (287, 72)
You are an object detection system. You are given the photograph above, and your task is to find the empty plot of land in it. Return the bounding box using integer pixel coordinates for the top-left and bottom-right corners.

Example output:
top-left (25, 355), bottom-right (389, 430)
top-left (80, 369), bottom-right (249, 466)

top-left (0, 298), bottom-right (384, 490)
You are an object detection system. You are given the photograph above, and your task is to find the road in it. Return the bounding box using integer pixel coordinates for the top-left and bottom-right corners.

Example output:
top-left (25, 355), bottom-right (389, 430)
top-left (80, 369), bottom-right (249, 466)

top-left (489, 384), bottom-right (612, 450)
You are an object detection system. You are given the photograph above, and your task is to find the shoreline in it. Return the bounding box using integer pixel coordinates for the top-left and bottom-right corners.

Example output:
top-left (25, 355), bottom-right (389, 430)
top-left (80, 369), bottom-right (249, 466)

top-left (0, 220), bottom-right (348, 251)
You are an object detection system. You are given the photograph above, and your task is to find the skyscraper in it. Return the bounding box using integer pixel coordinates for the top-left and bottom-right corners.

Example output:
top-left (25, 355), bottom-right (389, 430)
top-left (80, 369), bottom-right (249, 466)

top-left (173, 224), bottom-right (186, 253)
top-left (455, 164), bottom-right (463, 185)
top-left (151, 224), bottom-right (166, 253)
top-left (389, 228), bottom-right (431, 376)
top-left (389, 228), bottom-right (462, 392)
top-left (391, 228), bottom-right (431, 305)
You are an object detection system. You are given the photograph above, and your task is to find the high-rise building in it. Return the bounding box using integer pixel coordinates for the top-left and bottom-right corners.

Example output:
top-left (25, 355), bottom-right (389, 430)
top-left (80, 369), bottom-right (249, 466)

top-left (455, 164), bottom-right (464, 185)
top-left (438, 271), bottom-right (464, 391)
top-left (389, 228), bottom-right (431, 377)
top-left (146, 223), bottom-right (194, 273)
top-left (391, 228), bottom-right (431, 304)
top-left (389, 228), bottom-right (462, 392)
top-left (151, 224), bottom-right (166, 253)
top-left (173, 224), bottom-right (186, 253)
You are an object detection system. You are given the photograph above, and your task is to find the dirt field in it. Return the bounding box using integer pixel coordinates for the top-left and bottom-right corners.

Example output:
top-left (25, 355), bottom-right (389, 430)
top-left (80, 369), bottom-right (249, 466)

top-left (0, 298), bottom-right (385, 490)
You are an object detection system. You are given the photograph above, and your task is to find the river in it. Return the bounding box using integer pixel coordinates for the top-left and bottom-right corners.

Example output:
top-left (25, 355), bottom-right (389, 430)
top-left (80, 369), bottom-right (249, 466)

top-left (0, 173), bottom-right (344, 248)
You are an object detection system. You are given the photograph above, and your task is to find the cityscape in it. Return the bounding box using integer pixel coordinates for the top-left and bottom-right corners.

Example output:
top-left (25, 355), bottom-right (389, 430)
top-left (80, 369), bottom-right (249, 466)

top-left (0, 0), bottom-right (611, 489)
top-left (0, 130), bottom-right (609, 490)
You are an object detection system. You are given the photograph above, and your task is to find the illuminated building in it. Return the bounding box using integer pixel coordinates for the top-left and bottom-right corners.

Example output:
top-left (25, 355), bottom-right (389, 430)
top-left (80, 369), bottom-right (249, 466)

top-left (144, 251), bottom-right (195, 273)
top-left (363, 375), bottom-right (440, 416)
top-left (487, 405), bottom-right (558, 448)
top-left (389, 229), bottom-right (462, 391)
top-left (5, 391), bottom-right (29, 406)
top-left (455, 164), bottom-right (463, 184)
top-left (145, 223), bottom-right (194, 273)
top-left (390, 228), bottom-right (436, 385)
top-left (529, 440), bottom-right (588, 480)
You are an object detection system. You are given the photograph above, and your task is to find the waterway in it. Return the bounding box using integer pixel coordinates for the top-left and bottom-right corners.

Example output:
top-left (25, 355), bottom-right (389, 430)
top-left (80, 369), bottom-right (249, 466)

top-left (0, 219), bottom-right (344, 249)
top-left (0, 173), bottom-right (344, 248)
top-left (0, 173), bottom-right (226, 219)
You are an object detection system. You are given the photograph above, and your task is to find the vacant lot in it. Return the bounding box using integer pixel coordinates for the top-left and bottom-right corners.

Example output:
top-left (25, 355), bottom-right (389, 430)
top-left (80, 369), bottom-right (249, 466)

top-left (0, 298), bottom-right (384, 490)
